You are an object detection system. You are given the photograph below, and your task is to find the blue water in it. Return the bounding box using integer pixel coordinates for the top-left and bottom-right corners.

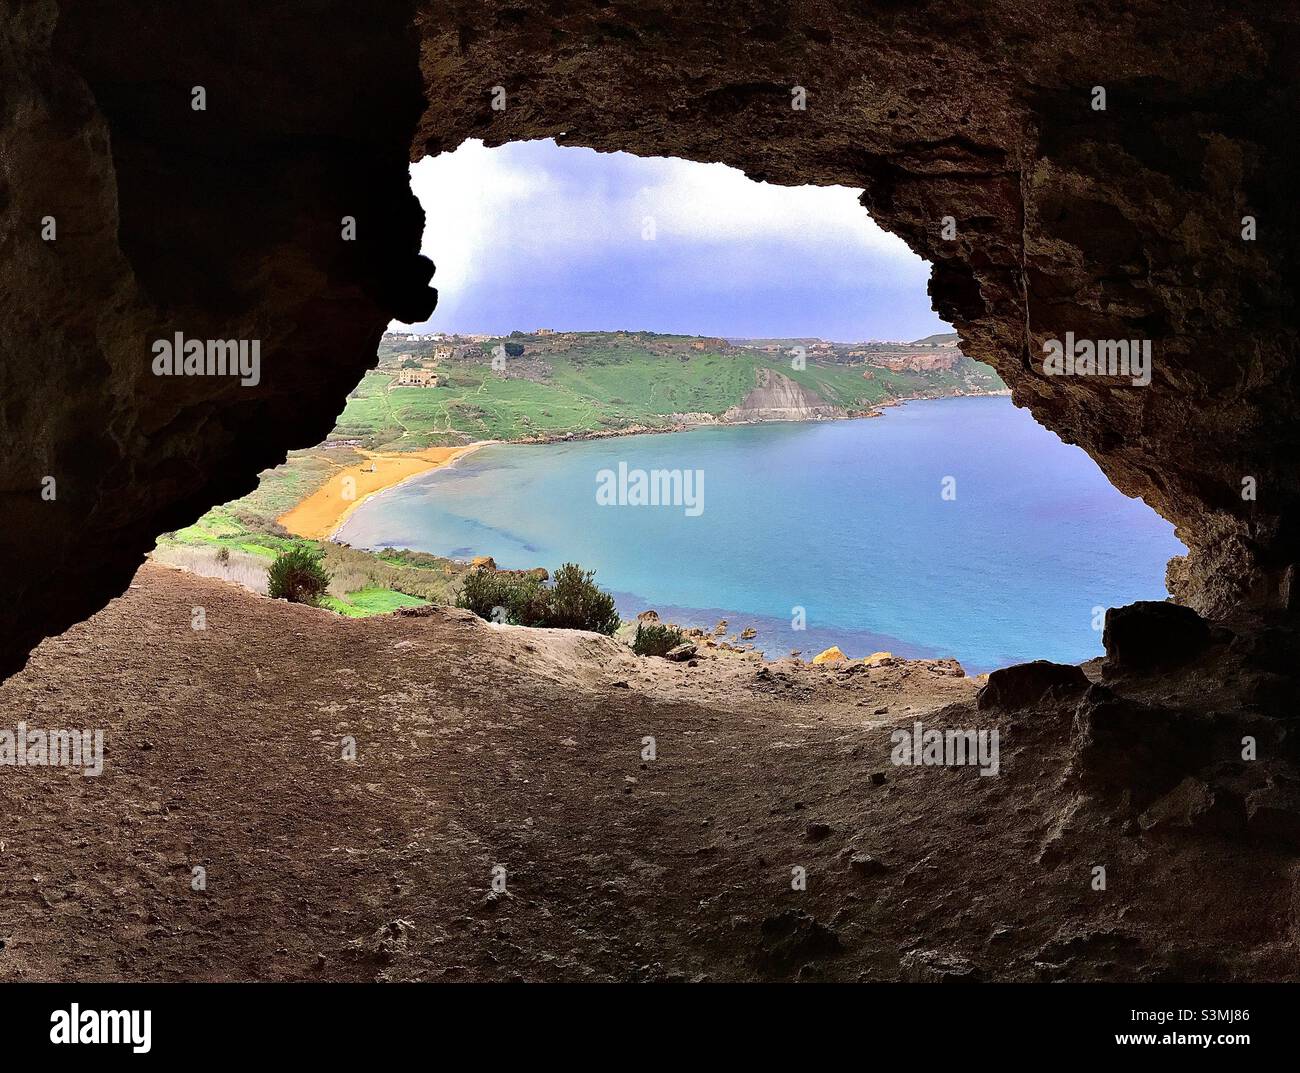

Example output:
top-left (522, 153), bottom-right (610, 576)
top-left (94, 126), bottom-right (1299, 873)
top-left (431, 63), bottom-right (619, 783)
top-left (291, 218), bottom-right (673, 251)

top-left (336, 398), bottom-right (1185, 672)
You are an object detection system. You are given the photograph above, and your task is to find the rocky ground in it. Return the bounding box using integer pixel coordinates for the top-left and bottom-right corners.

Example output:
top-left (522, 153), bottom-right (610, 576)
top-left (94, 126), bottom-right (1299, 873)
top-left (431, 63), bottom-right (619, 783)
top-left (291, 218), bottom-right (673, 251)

top-left (1, 563), bottom-right (1298, 982)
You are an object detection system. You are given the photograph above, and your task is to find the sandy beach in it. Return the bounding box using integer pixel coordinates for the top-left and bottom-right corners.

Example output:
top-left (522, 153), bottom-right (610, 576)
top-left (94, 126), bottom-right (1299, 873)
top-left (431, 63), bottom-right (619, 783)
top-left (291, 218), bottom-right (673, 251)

top-left (277, 443), bottom-right (489, 540)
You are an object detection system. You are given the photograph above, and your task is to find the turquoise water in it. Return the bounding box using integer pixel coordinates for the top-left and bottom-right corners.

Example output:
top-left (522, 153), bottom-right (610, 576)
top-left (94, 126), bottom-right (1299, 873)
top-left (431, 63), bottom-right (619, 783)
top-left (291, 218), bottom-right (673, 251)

top-left (336, 397), bottom-right (1185, 672)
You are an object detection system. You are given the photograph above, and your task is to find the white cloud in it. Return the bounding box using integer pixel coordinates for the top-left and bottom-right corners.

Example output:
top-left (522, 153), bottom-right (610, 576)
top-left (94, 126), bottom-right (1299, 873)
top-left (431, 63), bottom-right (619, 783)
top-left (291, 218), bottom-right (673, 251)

top-left (399, 139), bottom-right (929, 330)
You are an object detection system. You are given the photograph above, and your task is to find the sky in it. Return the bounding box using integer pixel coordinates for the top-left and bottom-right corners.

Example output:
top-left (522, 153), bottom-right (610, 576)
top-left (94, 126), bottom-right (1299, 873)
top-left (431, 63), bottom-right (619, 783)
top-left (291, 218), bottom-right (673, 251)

top-left (395, 138), bottom-right (949, 342)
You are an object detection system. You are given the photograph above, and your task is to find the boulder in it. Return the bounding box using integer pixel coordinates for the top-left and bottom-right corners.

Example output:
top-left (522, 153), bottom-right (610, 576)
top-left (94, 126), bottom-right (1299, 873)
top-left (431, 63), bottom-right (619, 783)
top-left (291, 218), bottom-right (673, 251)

top-left (1069, 685), bottom-right (1215, 808)
top-left (1102, 601), bottom-right (1211, 674)
top-left (977, 660), bottom-right (1089, 710)
top-left (812, 645), bottom-right (847, 665)
top-left (636, 609), bottom-right (660, 624)
top-left (663, 642), bottom-right (697, 662)
top-left (846, 851), bottom-right (888, 877)
top-left (758, 910), bottom-right (844, 968)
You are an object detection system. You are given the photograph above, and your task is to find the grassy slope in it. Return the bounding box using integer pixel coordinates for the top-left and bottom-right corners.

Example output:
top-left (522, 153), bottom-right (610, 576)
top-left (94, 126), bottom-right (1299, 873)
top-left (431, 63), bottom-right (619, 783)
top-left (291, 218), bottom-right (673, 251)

top-left (322, 589), bottom-right (429, 617)
top-left (337, 339), bottom-right (1003, 450)
top-left (159, 506), bottom-right (464, 617)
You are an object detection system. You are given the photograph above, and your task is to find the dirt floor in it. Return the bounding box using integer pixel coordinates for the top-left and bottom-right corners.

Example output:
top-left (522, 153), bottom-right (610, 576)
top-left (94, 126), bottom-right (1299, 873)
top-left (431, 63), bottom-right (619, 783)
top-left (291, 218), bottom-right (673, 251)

top-left (1, 563), bottom-right (1297, 982)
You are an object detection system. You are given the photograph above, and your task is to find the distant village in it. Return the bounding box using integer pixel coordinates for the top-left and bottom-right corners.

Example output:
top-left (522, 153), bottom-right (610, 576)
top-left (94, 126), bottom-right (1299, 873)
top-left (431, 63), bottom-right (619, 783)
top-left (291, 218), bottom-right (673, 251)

top-left (377, 328), bottom-right (968, 387)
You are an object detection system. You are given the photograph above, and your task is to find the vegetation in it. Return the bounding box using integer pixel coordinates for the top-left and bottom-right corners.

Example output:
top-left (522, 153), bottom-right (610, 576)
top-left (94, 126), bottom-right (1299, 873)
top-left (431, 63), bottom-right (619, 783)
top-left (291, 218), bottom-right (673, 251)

top-left (632, 622), bottom-right (686, 657)
top-left (455, 567), bottom-right (545, 625)
top-left (155, 497), bottom-right (481, 619)
top-left (321, 588), bottom-right (429, 618)
top-left (325, 333), bottom-right (1004, 450)
top-left (456, 563), bottom-right (620, 635)
top-left (267, 544), bottom-right (331, 606)
top-left (543, 563), bottom-right (621, 634)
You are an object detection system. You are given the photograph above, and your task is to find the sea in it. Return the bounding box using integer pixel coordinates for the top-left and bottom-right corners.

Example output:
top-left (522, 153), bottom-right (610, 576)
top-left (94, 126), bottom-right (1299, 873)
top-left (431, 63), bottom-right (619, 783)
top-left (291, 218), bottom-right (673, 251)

top-left (335, 397), bottom-right (1185, 673)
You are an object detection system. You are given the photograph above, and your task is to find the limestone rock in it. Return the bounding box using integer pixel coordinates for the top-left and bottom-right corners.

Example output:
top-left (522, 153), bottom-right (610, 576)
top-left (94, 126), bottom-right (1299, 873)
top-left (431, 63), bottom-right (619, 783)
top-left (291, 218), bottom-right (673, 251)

top-left (977, 660), bottom-right (1089, 711)
top-left (1103, 602), bottom-right (1212, 675)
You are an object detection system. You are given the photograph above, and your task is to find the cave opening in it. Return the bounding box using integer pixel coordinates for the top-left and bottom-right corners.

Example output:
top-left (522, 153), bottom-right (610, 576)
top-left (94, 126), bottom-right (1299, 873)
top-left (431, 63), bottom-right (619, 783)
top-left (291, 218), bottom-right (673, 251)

top-left (8, 3), bottom-right (1288, 686)
top-left (5, 0), bottom-right (1298, 995)
top-left (152, 138), bottom-right (1184, 674)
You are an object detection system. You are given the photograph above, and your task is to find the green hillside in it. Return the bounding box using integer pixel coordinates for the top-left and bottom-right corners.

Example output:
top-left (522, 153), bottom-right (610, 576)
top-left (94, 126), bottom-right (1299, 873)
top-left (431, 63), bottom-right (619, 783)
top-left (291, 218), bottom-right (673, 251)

top-left (340, 331), bottom-right (1004, 449)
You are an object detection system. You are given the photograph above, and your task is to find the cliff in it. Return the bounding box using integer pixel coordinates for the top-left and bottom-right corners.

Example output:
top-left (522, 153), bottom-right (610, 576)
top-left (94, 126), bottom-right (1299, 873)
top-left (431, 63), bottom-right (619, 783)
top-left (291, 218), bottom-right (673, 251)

top-left (721, 368), bottom-right (848, 423)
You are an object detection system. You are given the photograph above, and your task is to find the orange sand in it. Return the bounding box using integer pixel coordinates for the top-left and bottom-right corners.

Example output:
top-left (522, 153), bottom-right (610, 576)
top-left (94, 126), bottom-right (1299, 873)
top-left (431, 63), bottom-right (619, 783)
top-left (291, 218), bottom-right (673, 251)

top-left (278, 444), bottom-right (488, 540)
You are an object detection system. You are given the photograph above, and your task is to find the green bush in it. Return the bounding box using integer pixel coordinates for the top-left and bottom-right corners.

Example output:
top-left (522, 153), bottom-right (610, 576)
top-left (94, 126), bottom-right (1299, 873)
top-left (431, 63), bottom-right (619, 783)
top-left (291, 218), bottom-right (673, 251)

top-left (267, 544), bottom-right (331, 606)
top-left (632, 622), bottom-right (685, 657)
top-left (545, 563), bottom-right (620, 634)
top-left (456, 567), bottom-right (540, 625)
top-left (456, 563), bottom-right (619, 635)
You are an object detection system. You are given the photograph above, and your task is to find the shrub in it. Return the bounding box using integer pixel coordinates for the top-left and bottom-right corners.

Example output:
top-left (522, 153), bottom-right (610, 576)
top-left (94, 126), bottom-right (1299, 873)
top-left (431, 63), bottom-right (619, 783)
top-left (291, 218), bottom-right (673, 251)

top-left (546, 563), bottom-right (620, 634)
top-left (457, 567), bottom-right (530, 624)
top-left (267, 543), bottom-right (331, 606)
top-left (632, 622), bottom-right (686, 657)
top-left (456, 563), bottom-right (619, 635)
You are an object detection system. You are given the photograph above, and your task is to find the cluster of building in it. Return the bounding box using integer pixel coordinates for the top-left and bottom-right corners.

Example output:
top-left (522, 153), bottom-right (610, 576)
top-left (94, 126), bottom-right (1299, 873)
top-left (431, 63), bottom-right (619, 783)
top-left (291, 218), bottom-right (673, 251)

top-left (394, 367), bottom-right (440, 387)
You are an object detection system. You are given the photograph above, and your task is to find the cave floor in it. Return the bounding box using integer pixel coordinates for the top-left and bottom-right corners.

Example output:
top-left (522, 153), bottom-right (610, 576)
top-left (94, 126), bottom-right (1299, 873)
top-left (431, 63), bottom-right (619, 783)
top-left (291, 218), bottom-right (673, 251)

top-left (0, 564), bottom-right (1295, 982)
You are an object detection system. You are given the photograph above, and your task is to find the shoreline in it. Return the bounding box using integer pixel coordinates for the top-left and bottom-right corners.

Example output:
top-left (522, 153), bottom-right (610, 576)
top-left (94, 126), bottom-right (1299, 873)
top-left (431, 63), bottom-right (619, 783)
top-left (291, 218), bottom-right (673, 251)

top-left (501, 387), bottom-right (1011, 447)
top-left (277, 443), bottom-right (493, 541)
top-left (279, 390), bottom-right (1011, 541)
top-left (257, 394), bottom-right (1043, 672)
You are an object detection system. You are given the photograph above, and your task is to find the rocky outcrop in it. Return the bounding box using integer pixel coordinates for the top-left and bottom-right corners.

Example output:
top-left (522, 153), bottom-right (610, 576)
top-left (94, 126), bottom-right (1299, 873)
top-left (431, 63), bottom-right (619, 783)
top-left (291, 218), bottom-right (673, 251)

top-left (1, 2), bottom-right (1298, 675)
top-left (1102, 601), bottom-right (1214, 675)
top-left (1, 3), bottom-right (434, 678)
top-left (977, 660), bottom-right (1090, 711)
top-left (721, 368), bottom-right (846, 423)
top-left (873, 353), bottom-right (961, 373)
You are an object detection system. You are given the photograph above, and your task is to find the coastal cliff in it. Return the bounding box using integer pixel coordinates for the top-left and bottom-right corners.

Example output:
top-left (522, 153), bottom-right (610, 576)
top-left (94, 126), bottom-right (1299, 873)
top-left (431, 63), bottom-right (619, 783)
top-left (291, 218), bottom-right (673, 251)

top-left (721, 368), bottom-right (849, 423)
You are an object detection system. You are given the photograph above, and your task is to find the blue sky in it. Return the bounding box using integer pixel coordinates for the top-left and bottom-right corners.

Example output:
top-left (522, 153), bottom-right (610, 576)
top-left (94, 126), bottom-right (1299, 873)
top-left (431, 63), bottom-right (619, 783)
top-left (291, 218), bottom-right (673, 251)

top-left (397, 139), bottom-right (949, 342)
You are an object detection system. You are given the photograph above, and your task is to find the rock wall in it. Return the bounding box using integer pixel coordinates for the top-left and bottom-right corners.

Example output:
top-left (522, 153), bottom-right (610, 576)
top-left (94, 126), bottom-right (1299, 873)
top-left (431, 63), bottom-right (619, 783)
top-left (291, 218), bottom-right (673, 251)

top-left (1, 1), bottom-right (1296, 677)
top-left (721, 369), bottom-right (846, 423)
top-left (0, 2), bottom-right (435, 678)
